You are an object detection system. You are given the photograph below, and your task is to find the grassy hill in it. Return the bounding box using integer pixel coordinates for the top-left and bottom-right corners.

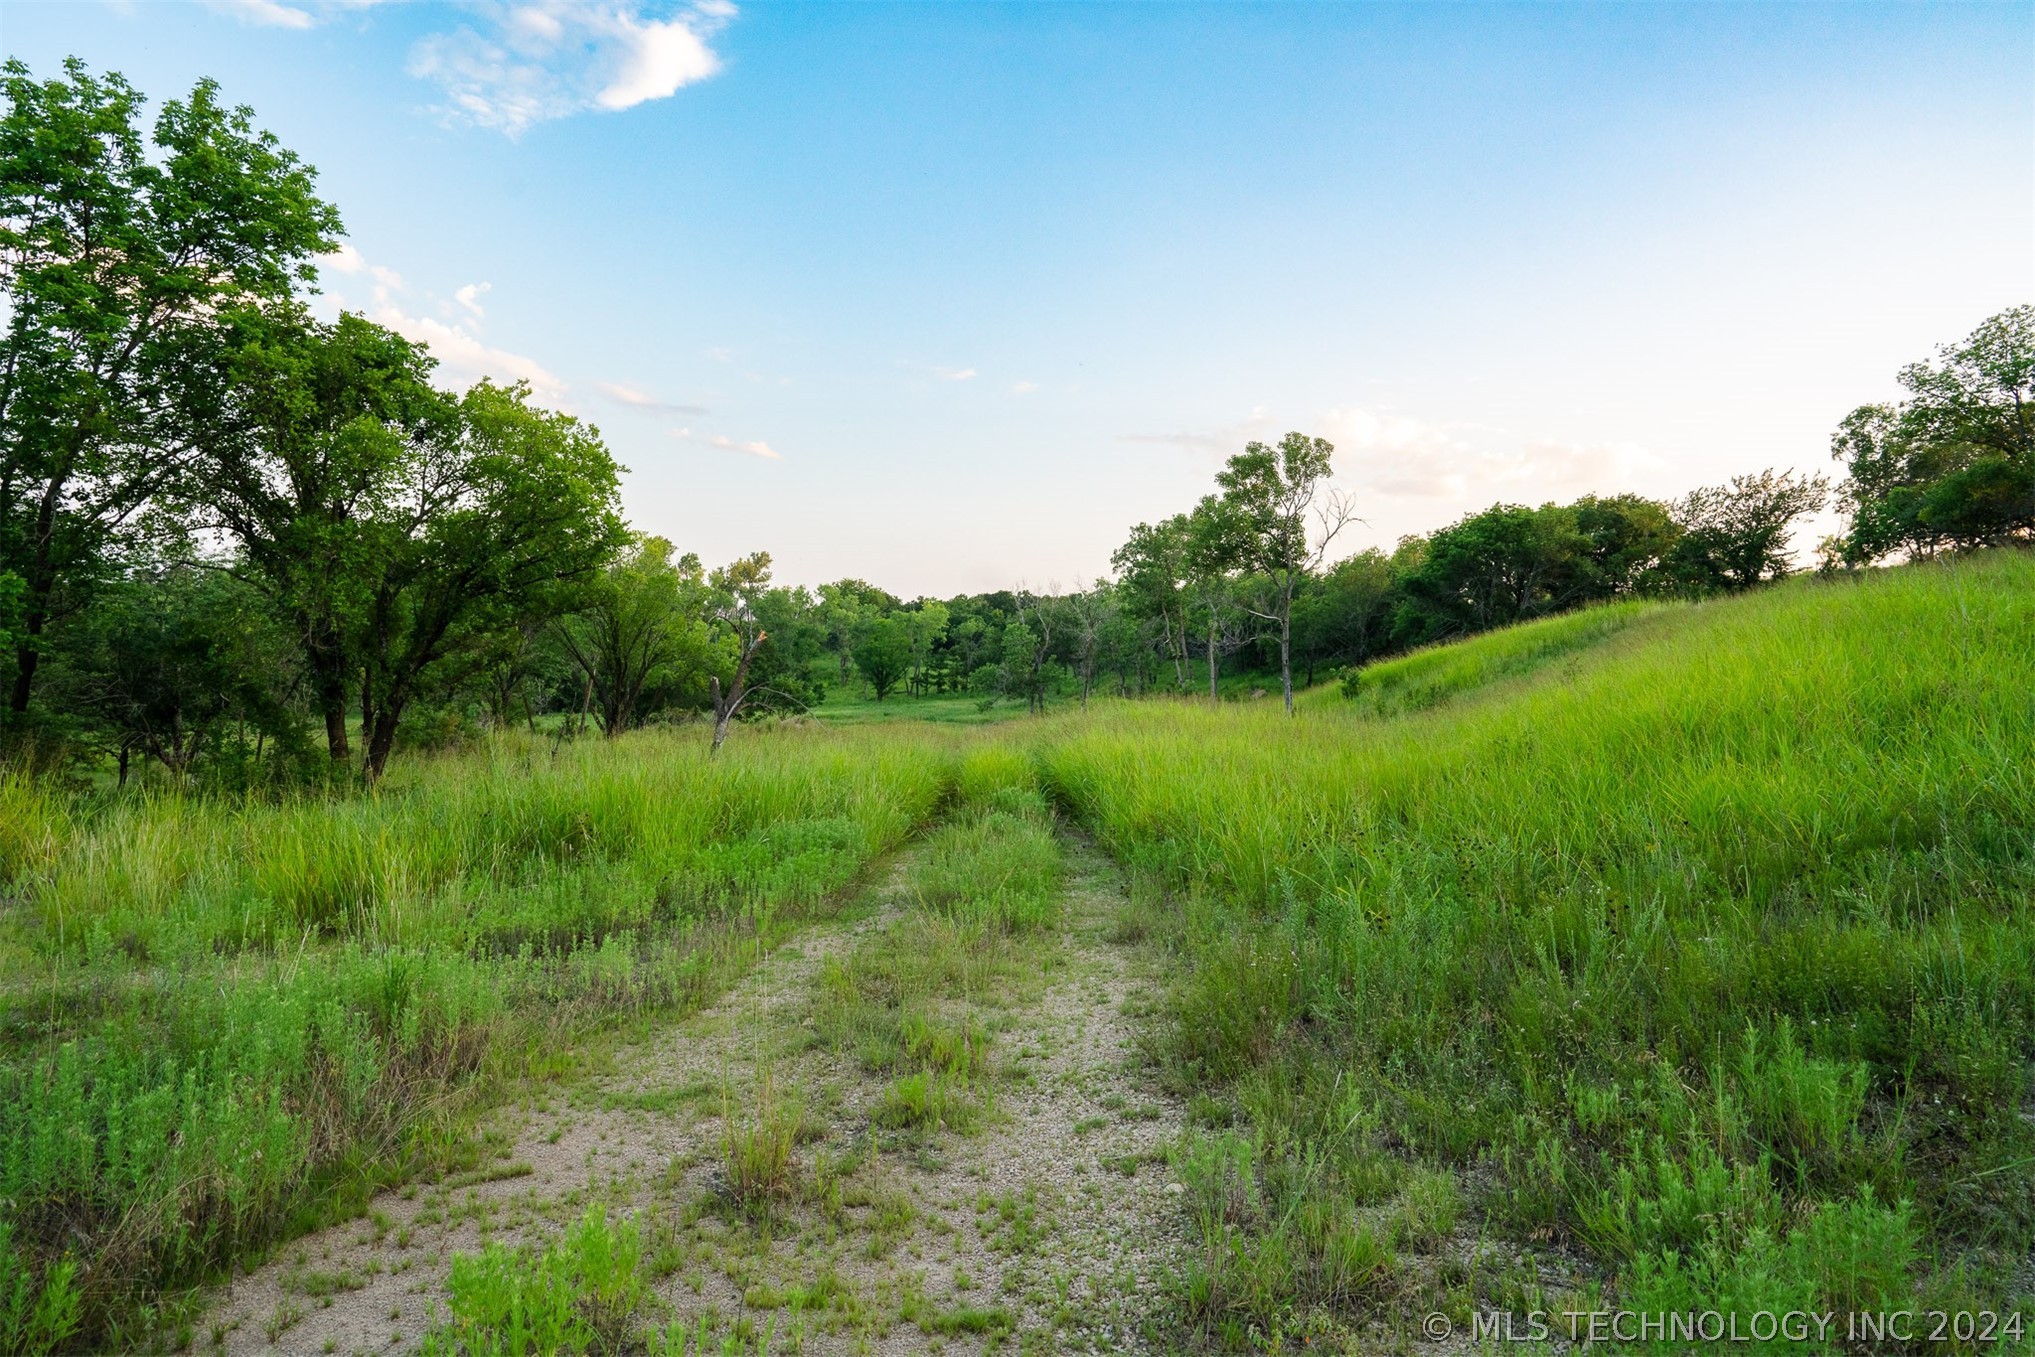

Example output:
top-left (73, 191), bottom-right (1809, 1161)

top-left (1043, 550), bottom-right (2035, 1343)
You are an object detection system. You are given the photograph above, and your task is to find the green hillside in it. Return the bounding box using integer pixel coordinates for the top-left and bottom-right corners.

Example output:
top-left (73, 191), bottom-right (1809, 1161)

top-left (1044, 550), bottom-right (2035, 1344)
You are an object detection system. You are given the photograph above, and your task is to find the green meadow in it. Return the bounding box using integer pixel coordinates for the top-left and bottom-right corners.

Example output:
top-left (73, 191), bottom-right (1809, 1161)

top-left (2, 551), bottom-right (2030, 1351)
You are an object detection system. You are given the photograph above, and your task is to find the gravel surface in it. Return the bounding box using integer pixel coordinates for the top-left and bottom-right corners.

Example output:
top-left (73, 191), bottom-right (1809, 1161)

top-left (203, 835), bottom-right (1190, 1356)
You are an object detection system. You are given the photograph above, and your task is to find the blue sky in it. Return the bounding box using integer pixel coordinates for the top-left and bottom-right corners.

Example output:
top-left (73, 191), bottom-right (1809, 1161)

top-left (6, 1), bottom-right (2030, 595)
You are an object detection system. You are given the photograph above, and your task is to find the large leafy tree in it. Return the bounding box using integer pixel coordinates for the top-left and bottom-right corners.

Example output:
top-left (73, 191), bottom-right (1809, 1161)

top-left (0, 58), bottom-right (339, 720)
top-left (554, 535), bottom-right (716, 736)
top-left (1390, 503), bottom-right (1591, 647)
top-left (1661, 469), bottom-right (1827, 593)
top-left (1833, 306), bottom-right (2035, 560)
top-left (1214, 432), bottom-right (1355, 712)
top-left (852, 615), bottom-right (912, 701)
top-left (182, 306), bottom-right (448, 761)
top-left (44, 560), bottom-right (301, 784)
top-left (1291, 547), bottom-right (1395, 681)
top-left (1110, 516), bottom-right (1192, 689)
top-left (353, 381), bottom-right (626, 780)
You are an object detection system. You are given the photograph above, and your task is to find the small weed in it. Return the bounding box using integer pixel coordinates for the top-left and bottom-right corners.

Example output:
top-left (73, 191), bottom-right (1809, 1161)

top-left (722, 1072), bottom-right (804, 1205)
top-left (264, 1302), bottom-right (305, 1344)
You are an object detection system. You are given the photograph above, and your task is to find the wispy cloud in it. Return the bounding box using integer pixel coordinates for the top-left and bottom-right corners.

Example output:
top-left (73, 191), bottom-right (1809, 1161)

top-left (203, 0), bottom-right (314, 28)
top-left (378, 309), bottom-right (567, 402)
top-left (318, 243), bottom-right (566, 403)
top-left (319, 242), bottom-right (406, 293)
top-left (201, 0), bottom-right (392, 29)
top-left (1121, 404), bottom-right (1662, 505)
top-left (672, 427), bottom-right (781, 460)
top-left (598, 380), bottom-right (707, 415)
top-left (453, 281), bottom-right (491, 320)
top-left (933, 365), bottom-right (977, 383)
top-left (1319, 405), bottom-right (1660, 500)
top-left (1119, 407), bottom-right (1275, 458)
top-left (406, 1), bottom-right (735, 136)
top-left (1011, 380), bottom-right (1039, 395)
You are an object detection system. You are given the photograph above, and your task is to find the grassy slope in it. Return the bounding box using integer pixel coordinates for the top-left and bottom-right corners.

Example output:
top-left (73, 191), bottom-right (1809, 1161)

top-left (1042, 551), bottom-right (2035, 1345)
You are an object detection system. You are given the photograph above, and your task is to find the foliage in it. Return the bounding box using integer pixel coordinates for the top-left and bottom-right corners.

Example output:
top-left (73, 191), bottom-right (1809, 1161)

top-left (421, 1206), bottom-right (647, 1357)
top-left (1661, 469), bottom-right (1829, 593)
top-left (852, 617), bottom-right (912, 702)
top-left (1833, 306), bottom-right (2034, 562)
top-left (0, 57), bottom-right (339, 720)
top-left (554, 536), bottom-right (718, 736)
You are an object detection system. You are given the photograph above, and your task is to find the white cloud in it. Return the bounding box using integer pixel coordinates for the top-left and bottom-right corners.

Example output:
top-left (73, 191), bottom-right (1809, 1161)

top-left (933, 366), bottom-right (977, 383)
top-left (1317, 405), bottom-right (1663, 503)
top-left (453, 282), bottom-right (492, 319)
top-left (672, 428), bottom-right (781, 460)
top-left (1011, 380), bottom-right (1039, 395)
top-left (1125, 404), bottom-right (1664, 508)
top-left (320, 244), bottom-right (566, 403)
top-left (318, 243), bottom-right (405, 294)
top-left (1119, 407), bottom-right (1277, 458)
top-left (201, 0), bottom-right (394, 28)
top-left (376, 307), bottom-right (567, 403)
top-left (204, 0), bottom-right (315, 28)
top-left (598, 380), bottom-right (707, 415)
top-left (407, 2), bottom-right (734, 137)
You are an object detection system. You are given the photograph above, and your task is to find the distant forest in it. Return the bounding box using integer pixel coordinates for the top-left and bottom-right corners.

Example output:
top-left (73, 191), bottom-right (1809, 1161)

top-left (5, 57), bottom-right (2030, 785)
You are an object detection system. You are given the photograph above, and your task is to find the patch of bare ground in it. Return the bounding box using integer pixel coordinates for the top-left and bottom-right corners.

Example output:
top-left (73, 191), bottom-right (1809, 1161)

top-left (203, 834), bottom-right (1189, 1356)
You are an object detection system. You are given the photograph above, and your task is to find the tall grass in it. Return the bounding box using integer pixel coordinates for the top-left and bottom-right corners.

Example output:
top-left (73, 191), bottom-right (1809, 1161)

top-left (0, 724), bottom-right (954, 1351)
top-left (1042, 551), bottom-right (2035, 1341)
top-left (1329, 597), bottom-right (1664, 715)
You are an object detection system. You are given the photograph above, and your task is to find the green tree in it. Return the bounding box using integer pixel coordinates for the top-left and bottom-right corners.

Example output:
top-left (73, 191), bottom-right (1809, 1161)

top-left (1184, 496), bottom-right (1248, 704)
top-left (1292, 547), bottom-right (1395, 681)
top-left (555, 535), bottom-right (714, 736)
top-left (852, 615), bottom-right (912, 701)
top-left (1661, 469), bottom-right (1827, 594)
top-left (705, 551), bottom-right (774, 754)
top-left (1832, 306), bottom-right (2035, 560)
top-left (353, 381), bottom-right (626, 781)
top-left (1110, 516), bottom-right (1192, 689)
top-left (183, 306), bottom-right (448, 761)
top-left (0, 58), bottom-right (339, 721)
top-left (1213, 432), bottom-right (1356, 712)
top-left (1390, 503), bottom-right (1589, 647)
top-left (899, 601), bottom-right (949, 697)
top-left (816, 578), bottom-right (896, 688)
top-left (744, 583), bottom-right (827, 715)
top-left (1569, 492), bottom-right (1681, 597)
top-left (45, 561), bottom-right (301, 784)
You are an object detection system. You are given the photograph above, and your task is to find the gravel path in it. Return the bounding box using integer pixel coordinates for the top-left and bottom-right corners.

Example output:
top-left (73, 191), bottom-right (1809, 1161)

top-left (204, 833), bottom-right (1189, 1356)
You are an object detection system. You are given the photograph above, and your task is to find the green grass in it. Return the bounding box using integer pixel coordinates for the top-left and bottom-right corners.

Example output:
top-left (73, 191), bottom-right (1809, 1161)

top-left (1042, 550), bottom-right (2035, 1343)
top-left (809, 745), bottom-right (1064, 1131)
top-left (0, 724), bottom-right (955, 1350)
top-left (420, 1205), bottom-right (648, 1356)
top-left (1321, 597), bottom-right (1665, 715)
top-left (809, 691), bottom-right (1031, 726)
top-left (6, 552), bottom-right (2031, 1352)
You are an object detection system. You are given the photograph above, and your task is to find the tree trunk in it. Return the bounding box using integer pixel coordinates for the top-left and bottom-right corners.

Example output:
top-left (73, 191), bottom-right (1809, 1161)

top-left (708, 630), bottom-right (767, 757)
top-left (323, 707), bottom-right (351, 761)
top-left (1206, 614), bottom-right (1219, 705)
top-left (364, 701), bottom-right (403, 785)
top-left (7, 635), bottom-right (37, 716)
top-left (1279, 609), bottom-right (1294, 714)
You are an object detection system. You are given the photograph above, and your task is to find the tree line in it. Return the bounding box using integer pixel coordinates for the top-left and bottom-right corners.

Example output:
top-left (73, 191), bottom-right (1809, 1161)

top-left (4, 58), bottom-right (2028, 787)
